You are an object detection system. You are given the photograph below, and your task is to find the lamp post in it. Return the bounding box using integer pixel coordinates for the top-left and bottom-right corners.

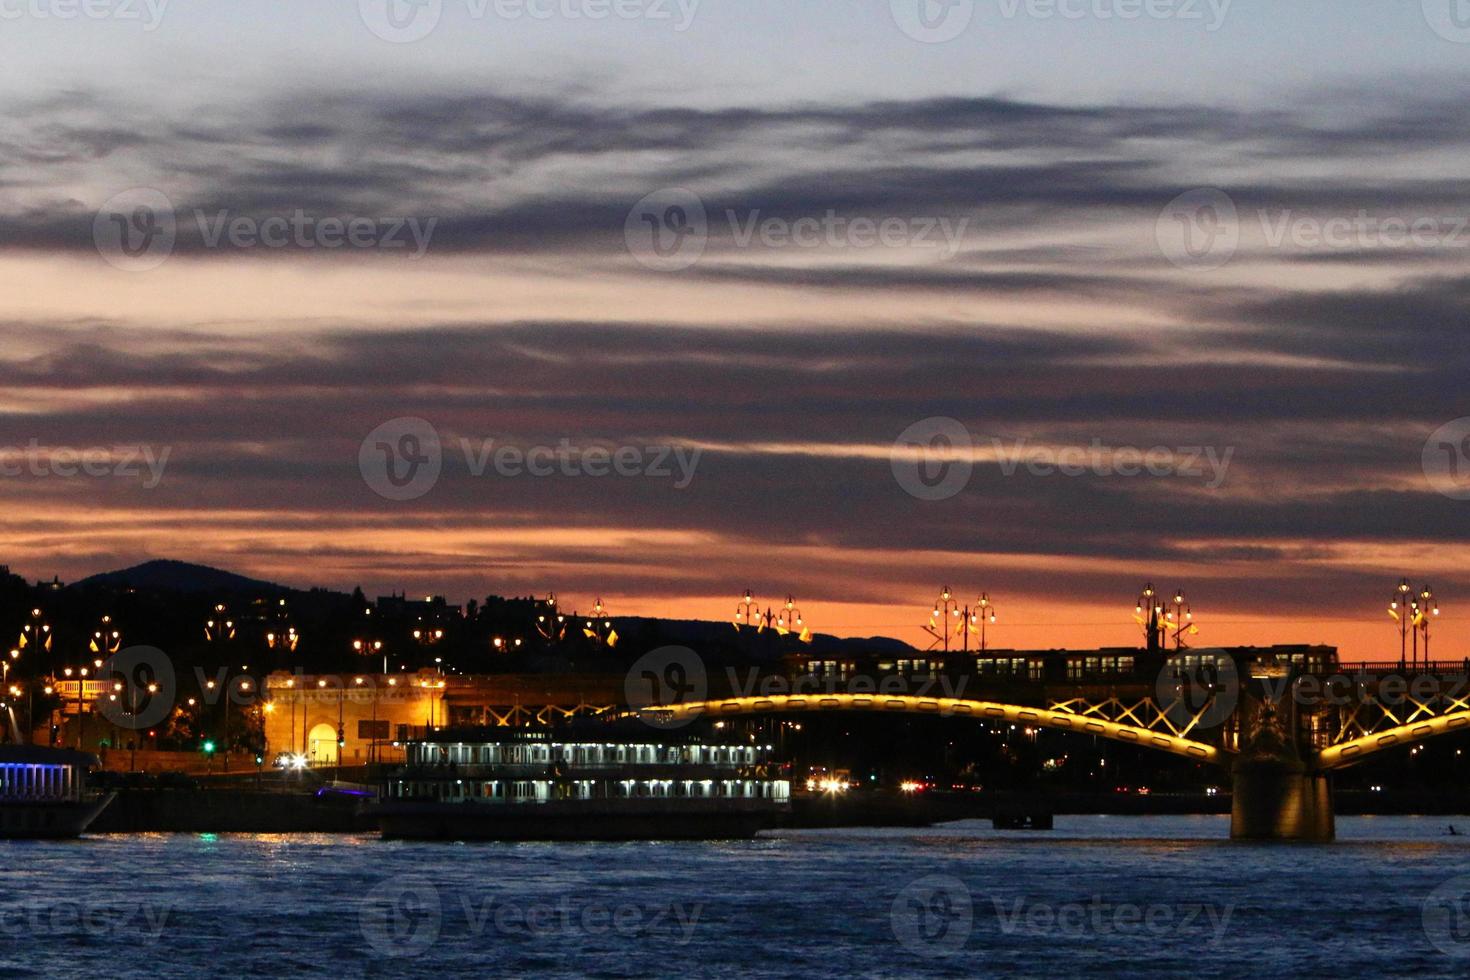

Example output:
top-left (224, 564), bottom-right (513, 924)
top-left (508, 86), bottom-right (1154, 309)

top-left (735, 589), bottom-right (760, 629)
top-left (776, 596), bottom-right (804, 634)
top-left (1136, 583), bottom-right (1165, 652)
top-left (1420, 585), bottom-right (1440, 667)
top-left (969, 593), bottom-right (996, 653)
top-left (1163, 589), bottom-right (1194, 650)
top-left (925, 586), bottom-right (961, 653)
top-left (1390, 578), bottom-right (1413, 670)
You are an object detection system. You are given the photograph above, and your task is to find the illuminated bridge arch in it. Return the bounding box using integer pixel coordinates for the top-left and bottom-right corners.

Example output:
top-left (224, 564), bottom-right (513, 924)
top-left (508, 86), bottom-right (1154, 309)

top-left (1316, 706), bottom-right (1470, 771)
top-left (629, 695), bottom-right (1224, 766)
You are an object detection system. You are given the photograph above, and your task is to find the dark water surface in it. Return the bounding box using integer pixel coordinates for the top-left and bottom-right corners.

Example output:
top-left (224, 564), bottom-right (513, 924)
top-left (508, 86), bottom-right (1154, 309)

top-left (5, 816), bottom-right (1470, 978)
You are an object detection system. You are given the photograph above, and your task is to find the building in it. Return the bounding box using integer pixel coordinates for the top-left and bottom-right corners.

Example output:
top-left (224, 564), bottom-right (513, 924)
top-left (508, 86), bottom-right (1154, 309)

top-left (262, 670), bottom-right (623, 766)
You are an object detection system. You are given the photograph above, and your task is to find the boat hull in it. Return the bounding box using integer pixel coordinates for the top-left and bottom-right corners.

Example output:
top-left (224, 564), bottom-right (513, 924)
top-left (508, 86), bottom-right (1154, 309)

top-left (374, 797), bottom-right (784, 841)
top-left (0, 794), bottom-right (115, 839)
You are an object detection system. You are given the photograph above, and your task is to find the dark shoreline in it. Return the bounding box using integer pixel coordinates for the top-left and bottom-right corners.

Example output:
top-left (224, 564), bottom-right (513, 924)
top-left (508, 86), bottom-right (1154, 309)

top-left (82, 787), bottom-right (1470, 834)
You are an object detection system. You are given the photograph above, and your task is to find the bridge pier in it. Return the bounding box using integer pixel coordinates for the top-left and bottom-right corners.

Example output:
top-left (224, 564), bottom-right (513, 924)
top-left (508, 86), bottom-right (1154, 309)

top-left (1230, 763), bottom-right (1334, 842)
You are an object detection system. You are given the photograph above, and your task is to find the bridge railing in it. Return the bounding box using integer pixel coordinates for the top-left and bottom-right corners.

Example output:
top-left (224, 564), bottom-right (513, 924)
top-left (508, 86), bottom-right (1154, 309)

top-left (1334, 661), bottom-right (1470, 675)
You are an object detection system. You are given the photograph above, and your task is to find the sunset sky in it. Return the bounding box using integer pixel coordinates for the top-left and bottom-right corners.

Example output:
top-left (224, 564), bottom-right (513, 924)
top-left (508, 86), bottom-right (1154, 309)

top-left (2, 1), bottom-right (1468, 658)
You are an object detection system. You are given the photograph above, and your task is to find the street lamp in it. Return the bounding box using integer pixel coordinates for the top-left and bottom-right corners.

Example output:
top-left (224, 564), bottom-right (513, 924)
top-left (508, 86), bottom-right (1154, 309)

top-left (924, 586), bottom-right (961, 653)
top-left (1419, 585), bottom-right (1440, 666)
top-left (735, 589), bottom-right (764, 631)
top-left (1389, 577), bottom-right (1413, 670)
top-left (968, 593), bottom-right (997, 653)
top-left (1162, 589), bottom-right (1195, 650)
top-left (1136, 583), bottom-right (1165, 652)
top-left (776, 596), bottom-right (805, 637)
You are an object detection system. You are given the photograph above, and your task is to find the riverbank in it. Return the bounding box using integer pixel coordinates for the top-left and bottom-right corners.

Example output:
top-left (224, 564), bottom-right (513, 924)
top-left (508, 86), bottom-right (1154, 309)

top-left (86, 785), bottom-right (1470, 834)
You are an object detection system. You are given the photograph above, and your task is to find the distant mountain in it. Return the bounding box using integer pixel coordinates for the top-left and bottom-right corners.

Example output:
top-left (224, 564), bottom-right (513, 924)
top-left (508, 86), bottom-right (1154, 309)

top-left (71, 559), bottom-right (292, 595)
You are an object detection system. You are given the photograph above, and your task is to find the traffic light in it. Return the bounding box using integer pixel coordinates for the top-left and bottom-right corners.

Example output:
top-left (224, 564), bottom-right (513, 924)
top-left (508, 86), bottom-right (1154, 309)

top-left (202, 740), bottom-right (216, 755)
top-left (336, 726), bottom-right (345, 749)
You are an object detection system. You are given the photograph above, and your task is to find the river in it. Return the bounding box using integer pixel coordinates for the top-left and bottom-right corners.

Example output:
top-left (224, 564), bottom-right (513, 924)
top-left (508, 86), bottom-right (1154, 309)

top-left (4, 816), bottom-right (1470, 977)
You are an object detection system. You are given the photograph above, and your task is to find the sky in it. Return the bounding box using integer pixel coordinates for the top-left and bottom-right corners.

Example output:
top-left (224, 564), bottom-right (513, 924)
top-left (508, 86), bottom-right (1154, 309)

top-left (1, 0), bottom-right (1469, 659)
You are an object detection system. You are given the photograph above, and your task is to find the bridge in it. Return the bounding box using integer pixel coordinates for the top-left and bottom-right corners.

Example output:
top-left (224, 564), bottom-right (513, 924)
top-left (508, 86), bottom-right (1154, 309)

top-left (626, 647), bottom-right (1470, 842)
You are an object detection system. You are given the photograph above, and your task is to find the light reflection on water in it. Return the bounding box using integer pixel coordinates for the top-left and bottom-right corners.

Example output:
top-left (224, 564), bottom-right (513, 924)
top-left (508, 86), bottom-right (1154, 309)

top-left (2, 816), bottom-right (1470, 978)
